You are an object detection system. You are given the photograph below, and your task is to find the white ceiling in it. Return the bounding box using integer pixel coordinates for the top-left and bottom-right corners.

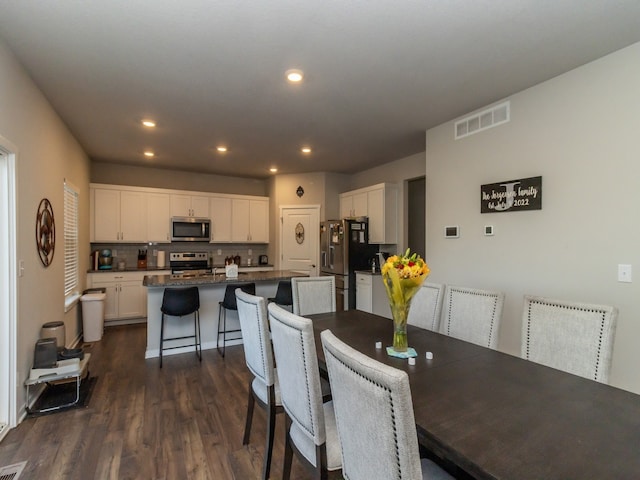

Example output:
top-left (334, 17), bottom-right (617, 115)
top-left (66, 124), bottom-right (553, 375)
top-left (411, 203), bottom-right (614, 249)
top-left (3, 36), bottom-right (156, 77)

top-left (1, 1), bottom-right (640, 179)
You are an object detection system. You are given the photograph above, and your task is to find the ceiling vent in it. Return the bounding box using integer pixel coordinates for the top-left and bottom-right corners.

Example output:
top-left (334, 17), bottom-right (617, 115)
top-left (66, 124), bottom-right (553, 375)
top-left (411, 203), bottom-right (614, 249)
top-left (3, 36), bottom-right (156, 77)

top-left (455, 101), bottom-right (510, 140)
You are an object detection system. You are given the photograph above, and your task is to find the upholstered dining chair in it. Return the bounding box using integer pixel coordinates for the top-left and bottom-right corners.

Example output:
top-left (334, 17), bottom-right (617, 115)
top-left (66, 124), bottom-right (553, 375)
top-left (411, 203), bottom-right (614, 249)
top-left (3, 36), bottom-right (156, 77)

top-left (407, 283), bottom-right (445, 332)
top-left (291, 276), bottom-right (336, 316)
top-left (521, 295), bottom-right (618, 383)
top-left (440, 285), bottom-right (504, 349)
top-left (321, 330), bottom-right (453, 480)
top-left (267, 303), bottom-right (342, 479)
top-left (235, 289), bottom-right (283, 480)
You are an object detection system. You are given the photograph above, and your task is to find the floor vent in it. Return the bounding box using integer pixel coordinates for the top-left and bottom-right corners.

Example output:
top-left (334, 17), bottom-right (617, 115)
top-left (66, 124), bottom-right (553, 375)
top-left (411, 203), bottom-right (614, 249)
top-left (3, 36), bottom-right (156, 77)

top-left (455, 101), bottom-right (510, 140)
top-left (0, 461), bottom-right (27, 480)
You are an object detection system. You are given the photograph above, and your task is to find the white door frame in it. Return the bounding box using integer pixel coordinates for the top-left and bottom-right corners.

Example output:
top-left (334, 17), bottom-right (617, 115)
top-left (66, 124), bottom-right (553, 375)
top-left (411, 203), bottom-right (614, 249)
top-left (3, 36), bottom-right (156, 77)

top-left (0, 136), bottom-right (18, 437)
top-left (278, 205), bottom-right (320, 275)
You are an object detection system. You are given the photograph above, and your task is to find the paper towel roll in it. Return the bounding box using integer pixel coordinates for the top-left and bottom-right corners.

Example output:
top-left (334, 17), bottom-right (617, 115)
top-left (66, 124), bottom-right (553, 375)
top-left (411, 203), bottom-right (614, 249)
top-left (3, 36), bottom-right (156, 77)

top-left (157, 251), bottom-right (166, 268)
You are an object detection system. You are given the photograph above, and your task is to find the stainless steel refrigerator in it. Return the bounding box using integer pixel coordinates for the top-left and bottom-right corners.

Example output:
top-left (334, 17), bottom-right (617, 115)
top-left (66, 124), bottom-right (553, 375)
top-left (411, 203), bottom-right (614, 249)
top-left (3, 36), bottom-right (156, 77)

top-left (320, 219), bottom-right (378, 310)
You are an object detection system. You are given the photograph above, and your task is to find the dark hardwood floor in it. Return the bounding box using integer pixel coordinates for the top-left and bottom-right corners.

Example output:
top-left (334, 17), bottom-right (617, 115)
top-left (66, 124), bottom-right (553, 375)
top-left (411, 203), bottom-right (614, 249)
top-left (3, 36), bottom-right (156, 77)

top-left (0, 324), bottom-right (313, 479)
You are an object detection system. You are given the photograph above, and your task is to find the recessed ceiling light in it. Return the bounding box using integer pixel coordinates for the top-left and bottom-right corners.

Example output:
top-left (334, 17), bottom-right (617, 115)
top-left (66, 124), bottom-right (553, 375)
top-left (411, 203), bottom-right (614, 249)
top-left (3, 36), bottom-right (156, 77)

top-left (269, 167), bottom-right (278, 173)
top-left (216, 146), bottom-right (228, 153)
top-left (144, 151), bottom-right (155, 157)
top-left (301, 147), bottom-right (312, 154)
top-left (141, 120), bottom-right (156, 128)
top-left (285, 69), bottom-right (304, 83)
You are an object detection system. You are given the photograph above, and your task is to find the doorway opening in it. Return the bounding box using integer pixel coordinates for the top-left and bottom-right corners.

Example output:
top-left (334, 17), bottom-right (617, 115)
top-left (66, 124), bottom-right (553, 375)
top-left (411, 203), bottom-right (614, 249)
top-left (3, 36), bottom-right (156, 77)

top-left (407, 176), bottom-right (426, 257)
top-left (0, 138), bottom-right (18, 439)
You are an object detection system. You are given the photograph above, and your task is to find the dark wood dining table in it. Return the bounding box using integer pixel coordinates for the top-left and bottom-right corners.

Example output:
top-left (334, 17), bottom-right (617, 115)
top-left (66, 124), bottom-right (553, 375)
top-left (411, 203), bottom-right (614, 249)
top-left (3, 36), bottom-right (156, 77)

top-left (310, 309), bottom-right (640, 480)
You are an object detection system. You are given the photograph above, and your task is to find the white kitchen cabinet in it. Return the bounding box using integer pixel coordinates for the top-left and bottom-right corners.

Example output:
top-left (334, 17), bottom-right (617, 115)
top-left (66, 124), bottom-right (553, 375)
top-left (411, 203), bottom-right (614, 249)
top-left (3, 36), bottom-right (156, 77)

top-left (146, 192), bottom-right (171, 243)
top-left (231, 198), bottom-right (269, 243)
top-left (170, 194), bottom-right (210, 218)
top-left (88, 272), bottom-right (148, 321)
top-left (367, 184), bottom-right (398, 244)
top-left (339, 183), bottom-right (398, 244)
top-left (92, 188), bottom-right (146, 243)
top-left (356, 272), bottom-right (392, 318)
top-left (356, 273), bottom-right (373, 312)
top-left (209, 196), bottom-right (232, 242)
top-left (340, 191), bottom-right (368, 218)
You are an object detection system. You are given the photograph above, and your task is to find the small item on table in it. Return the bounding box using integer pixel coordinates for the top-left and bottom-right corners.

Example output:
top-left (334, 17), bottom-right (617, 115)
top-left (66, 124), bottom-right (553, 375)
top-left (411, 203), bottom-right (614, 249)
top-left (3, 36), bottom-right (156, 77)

top-left (375, 341), bottom-right (382, 349)
top-left (426, 351), bottom-right (433, 360)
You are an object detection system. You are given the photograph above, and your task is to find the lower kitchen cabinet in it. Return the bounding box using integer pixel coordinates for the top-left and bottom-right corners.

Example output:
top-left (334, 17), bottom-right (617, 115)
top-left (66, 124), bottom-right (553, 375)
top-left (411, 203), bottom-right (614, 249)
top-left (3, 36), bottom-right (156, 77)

top-left (87, 271), bottom-right (163, 322)
top-left (356, 272), bottom-right (391, 319)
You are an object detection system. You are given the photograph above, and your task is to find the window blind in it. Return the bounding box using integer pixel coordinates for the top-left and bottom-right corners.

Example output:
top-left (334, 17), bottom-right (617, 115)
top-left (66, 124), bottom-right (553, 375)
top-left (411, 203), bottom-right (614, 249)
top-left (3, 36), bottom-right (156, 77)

top-left (64, 182), bottom-right (79, 297)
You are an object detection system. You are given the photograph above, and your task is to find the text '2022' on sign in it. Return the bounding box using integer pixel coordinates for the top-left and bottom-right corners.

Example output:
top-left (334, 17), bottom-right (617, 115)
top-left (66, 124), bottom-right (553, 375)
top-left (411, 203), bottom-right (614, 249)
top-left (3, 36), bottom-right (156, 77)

top-left (480, 176), bottom-right (542, 213)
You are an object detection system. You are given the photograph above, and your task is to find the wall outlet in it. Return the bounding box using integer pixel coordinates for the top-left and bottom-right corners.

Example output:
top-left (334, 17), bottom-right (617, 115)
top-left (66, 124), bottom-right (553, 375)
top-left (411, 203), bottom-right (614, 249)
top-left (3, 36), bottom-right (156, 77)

top-left (112, 249), bottom-right (117, 257)
top-left (153, 249), bottom-right (158, 256)
top-left (217, 249), bottom-right (222, 255)
top-left (248, 248), bottom-right (252, 255)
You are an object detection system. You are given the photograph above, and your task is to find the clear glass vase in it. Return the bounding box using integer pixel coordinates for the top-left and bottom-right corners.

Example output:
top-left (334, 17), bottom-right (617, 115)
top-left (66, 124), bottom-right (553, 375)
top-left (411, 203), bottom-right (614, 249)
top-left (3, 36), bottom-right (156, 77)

top-left (390, 300), bottom-right (411, 352)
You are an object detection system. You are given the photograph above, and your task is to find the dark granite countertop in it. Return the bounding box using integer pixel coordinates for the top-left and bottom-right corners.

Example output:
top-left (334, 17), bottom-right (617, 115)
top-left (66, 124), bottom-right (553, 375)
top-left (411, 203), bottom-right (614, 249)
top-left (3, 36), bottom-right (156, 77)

top-left (88, 265), bottom-right (275, 274)
top-left (354, 270), bottom-right (382, 276)
top-left (143, 270), bottom-right (307, 287)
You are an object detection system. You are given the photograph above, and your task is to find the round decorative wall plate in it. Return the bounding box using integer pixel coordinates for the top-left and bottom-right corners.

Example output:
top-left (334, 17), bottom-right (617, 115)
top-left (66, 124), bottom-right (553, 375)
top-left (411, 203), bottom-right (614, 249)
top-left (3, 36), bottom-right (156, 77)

top-left (36, 198), bottom-right (55, 267)
top-left (295, 222), bottom-right (305, 244)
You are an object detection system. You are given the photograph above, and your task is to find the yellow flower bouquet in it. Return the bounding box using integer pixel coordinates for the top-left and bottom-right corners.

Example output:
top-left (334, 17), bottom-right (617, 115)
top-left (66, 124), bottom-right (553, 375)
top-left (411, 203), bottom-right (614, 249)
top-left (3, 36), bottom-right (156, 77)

top-left (381, 249), bottom-right (430, 352)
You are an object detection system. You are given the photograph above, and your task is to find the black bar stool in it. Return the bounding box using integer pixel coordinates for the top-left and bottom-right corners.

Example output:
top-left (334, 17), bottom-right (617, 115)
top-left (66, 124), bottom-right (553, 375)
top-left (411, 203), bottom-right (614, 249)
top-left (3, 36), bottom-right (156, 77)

top-left (268, 280), bottom-right (293, 309)
top-left (217, 282), bottom-right (256, 357)
top-left (160, 286), bottom-right (201, 368)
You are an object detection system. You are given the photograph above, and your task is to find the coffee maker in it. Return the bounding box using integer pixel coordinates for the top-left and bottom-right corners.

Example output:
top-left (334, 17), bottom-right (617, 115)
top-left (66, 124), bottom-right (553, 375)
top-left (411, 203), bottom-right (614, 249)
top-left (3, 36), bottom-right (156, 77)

top-left (98, 249), bottom-right (113, 270)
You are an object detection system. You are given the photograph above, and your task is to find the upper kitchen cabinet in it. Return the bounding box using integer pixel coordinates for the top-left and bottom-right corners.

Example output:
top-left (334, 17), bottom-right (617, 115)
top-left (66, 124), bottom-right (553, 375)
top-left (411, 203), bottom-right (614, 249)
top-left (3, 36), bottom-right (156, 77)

top-left (366, 184), bottom-right (398, 244)
top-left (231, 197), bottom-right (269, 243)
top-left (209, 196), bottom-right (232, 242)
top-left (339, 183), bottom-right (398, 244)
top-left (340, 191), bottom-right (368, 218)
top-left (170, 194), bottom-right (210, 218)
top-left (146, 192), bottom-right (171, 243)
top-left (91, 187), bottom-right (146, 243)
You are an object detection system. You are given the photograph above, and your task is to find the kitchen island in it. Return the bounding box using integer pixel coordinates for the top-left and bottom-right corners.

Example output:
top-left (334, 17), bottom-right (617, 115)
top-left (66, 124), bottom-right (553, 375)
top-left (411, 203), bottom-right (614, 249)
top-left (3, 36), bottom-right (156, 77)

top-left (143, 270), bottom-right (307, 359)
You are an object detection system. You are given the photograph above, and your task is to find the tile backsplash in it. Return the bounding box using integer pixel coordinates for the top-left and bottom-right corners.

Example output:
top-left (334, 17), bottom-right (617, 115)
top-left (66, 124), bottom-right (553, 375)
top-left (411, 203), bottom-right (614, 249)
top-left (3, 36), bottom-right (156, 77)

top-left (91, 243), bottom-right (269, 269)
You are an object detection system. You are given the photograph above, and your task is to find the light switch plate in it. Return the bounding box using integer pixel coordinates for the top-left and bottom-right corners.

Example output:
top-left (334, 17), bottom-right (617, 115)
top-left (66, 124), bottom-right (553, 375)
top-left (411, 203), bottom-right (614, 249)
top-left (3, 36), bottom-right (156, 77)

top-left (618, 264), bottom-right (632, 283)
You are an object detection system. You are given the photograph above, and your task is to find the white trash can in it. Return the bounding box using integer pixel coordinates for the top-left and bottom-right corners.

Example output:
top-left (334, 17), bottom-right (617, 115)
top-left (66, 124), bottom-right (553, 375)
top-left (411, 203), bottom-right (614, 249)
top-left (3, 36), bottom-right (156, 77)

top-left (81, 291), bottom-right (106, 342)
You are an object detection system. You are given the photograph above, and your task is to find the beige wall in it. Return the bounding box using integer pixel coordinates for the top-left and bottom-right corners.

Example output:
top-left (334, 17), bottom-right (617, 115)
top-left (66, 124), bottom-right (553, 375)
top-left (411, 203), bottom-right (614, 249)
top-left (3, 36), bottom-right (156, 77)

top-left (0, 41), bottom-right (91, 416)
top-left (91, 161), bottom-right (268, 196)
top-left (425, 42), bottom-right (640, 393)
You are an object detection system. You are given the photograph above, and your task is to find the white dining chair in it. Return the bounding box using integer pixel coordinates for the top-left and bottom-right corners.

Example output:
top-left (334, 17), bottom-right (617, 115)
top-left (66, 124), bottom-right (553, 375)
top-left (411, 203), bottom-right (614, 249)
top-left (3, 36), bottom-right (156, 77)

top-left (440, 285), bottom-right (504, 349)
top-left (291, 276), bottom-right (336, 316)
top-left (407, 283), bottom-right (445, 332)
top-left (321, 329), bottom-right (453, 480)
top-left (521, 295), bottom-right (618, 383)
top-left (235, 289), bottom-right (283, 480)
top-left (267, 303), bottom-right (342, 479)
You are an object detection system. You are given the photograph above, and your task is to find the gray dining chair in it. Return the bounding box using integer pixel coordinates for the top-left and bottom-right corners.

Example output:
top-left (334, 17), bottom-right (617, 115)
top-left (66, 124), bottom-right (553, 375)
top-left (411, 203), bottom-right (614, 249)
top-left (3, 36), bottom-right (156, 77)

top-left (291, 276), bottom-right (336, 316)
top-left (267, 303), bottom-right (342, 479)
top-left (521, 295), bottom-right (618, 383)
top-left (440, 285), bottom-right (504, 349)
top-left (321, 330), bottom-right (453, 480)
top-left (235, 289), bottom-right (283, 480)
top-left (407, 283), bottom-right (445, 332)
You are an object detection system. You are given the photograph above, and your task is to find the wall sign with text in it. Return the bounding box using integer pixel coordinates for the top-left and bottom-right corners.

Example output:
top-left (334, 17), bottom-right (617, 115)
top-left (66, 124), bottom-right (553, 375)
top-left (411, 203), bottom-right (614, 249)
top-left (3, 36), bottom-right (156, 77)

top-left (481, 176), bottom-right (542, 213)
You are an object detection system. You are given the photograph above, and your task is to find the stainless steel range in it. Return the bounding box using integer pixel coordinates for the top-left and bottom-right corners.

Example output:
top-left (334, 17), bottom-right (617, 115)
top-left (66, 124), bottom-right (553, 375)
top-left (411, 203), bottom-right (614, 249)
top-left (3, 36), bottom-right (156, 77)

top-left (169, 252), bottom-right (212, 276)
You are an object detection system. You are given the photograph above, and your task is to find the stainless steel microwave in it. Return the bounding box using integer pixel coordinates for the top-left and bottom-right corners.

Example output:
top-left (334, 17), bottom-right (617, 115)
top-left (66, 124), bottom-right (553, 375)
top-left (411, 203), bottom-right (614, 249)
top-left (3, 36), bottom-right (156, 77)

top-left (171, 217), bottom-right (211, 242)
